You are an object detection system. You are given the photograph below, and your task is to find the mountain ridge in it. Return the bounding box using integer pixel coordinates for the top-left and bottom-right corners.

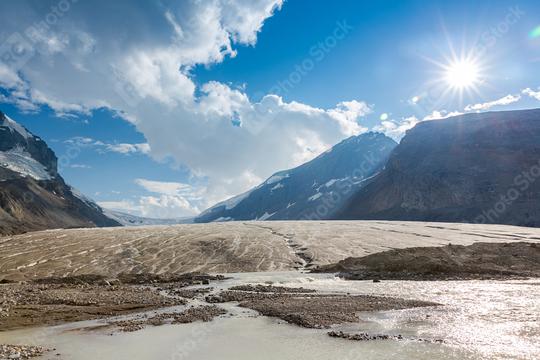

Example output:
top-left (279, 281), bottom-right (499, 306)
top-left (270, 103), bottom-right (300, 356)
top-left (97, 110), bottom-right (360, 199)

top-left (195, 132), bottom-right (397, 222)
top-left (335, 108), bottom-right (540, 227)
top-left (0, 110), bottom-right (120, 235)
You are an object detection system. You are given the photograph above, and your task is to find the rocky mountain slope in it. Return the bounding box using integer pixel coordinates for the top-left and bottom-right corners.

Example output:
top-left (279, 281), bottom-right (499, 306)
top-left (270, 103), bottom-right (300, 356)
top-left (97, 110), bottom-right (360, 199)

top-left (336, 109), bottom-right (540, 226)
top-left (0, 110), bottom-right (120, 235)
top-left (195, 132), bottom-right (397, 222)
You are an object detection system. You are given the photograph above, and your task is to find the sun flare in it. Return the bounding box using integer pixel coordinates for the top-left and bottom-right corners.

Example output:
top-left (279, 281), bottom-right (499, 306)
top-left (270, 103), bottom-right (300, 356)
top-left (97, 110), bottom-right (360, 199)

top-left (444, 59), bottom-right (480, 90)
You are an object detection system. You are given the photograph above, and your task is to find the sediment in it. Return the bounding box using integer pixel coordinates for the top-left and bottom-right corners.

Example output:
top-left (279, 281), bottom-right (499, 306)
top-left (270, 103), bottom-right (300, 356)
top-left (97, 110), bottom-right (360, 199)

top-left (0, 272), bottom-right (224, 331)
top-left (205, 285), bottom-right (438, 328)
top-left (314, 242), bottom-right (540, 280)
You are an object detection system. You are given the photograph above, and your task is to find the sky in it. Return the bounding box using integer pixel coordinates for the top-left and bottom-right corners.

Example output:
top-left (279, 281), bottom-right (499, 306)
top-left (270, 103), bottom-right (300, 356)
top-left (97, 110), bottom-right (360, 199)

top-left (0, 0), bottom-right (539, 218)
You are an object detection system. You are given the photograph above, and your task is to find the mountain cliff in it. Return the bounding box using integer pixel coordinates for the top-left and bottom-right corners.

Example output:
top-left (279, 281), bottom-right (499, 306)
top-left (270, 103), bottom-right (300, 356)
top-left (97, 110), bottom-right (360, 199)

top-left (336, 109), bottom-right (540, 227)
top-left (0, 110), bottom-right (120, 235)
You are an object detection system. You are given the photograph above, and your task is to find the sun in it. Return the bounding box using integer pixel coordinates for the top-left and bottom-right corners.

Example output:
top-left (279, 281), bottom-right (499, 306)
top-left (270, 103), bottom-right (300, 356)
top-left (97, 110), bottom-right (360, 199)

top-left (444, 59), bottom-right (480, 90)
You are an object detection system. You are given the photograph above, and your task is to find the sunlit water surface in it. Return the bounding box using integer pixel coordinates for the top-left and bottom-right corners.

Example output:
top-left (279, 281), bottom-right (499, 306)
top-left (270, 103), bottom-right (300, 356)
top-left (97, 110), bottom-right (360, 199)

top-left (1, 272), bottom-right (538, 360)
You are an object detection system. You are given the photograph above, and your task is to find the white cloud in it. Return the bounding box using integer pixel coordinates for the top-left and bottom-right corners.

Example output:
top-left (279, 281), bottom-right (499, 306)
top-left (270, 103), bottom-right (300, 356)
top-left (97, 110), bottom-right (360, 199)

top-left (106, 143), bottom-right (151, 155)
top-left (65, 137), bottom-right (151, 155)
top-left (423, 110), bottom-right (463, 121)
top-left (0, 63), bottom-right (23, 89)
top-left (373, 109), bottom-right (467, 140)
top-left (522, 88), bottom-right (540, 101)
top-left (327, 100), bottom-right (371, 136)
top-left (0, 0), bottom-right (372, 213)
top-left (138, 195), bottom-right (196, 218)
top-left (135, 178), bottom-right (200, 197)
top-left (464, 94), bottom-right (521, 112)
top-left (100, 197), bottom-right (200, 219)
top-left (99, 178), bottom-right (206, 218)
top-left (98, 200), bottom-right (139, 213)
top-left (373, 116), bottom-right (419, 140)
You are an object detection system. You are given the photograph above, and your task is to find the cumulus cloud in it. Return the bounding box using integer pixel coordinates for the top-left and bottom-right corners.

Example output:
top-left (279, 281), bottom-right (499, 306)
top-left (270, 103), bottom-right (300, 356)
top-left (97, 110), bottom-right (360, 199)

top-left (464, 94), bottom-right (521, 112)
top-left (522, 88), bottom-right (540, 101)
top-left (0, 0), bottom-right (371, 214)
top-left (99, 178), bottom-right (205, 218)
top-left (135, 178), bottom-right (201, 197)
top-left (373, 109), bottom-right (465, 141)
top-left (373, 116), bottom-right (419, 140)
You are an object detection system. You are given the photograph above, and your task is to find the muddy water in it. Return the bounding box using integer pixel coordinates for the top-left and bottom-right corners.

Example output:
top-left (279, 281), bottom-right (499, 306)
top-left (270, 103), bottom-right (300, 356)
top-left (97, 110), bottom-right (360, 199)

top-left (1, 272), bottom-right (538, 360)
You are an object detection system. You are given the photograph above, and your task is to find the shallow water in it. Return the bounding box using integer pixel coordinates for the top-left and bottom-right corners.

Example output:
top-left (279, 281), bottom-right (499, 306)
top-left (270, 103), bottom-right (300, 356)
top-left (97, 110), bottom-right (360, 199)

top-left (1, 272), bottom-right (539, 360)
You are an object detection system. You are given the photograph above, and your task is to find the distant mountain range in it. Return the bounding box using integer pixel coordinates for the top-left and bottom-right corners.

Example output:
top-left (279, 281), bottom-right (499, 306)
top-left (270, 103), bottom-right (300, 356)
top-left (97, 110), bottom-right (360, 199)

top-left (335, 109), bottom-right (540, 227)
top-left (198, 108), bottom-right (540, 227)
top-left (0, 110), bottom-right (119, 235)
top-left (195, 132), bottom-right (397, 222)
top-left (104, 209), bottom-right (193, 226)
top-left (3, 107), bottom-right (540, 234)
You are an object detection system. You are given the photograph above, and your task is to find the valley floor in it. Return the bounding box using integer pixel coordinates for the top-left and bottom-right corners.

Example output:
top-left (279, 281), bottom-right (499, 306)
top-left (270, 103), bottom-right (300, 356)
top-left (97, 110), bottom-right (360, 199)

top-left (1, 221), bottom-right (540, 359)
top-left (2, 220), bottom-right (540, 281)
top-left (0, 272), bottom-right (539, 360)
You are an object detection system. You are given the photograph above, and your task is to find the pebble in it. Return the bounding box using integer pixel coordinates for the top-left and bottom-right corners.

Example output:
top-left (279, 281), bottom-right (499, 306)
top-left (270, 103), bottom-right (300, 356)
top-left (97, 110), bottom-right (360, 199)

top-left (0, 345), bottom-right (48, 360)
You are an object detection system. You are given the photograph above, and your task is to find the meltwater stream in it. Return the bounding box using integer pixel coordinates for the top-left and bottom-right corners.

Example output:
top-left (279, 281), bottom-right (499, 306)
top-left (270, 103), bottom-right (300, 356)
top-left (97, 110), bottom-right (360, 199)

top-left (1, 272), bottom-right (538, 360)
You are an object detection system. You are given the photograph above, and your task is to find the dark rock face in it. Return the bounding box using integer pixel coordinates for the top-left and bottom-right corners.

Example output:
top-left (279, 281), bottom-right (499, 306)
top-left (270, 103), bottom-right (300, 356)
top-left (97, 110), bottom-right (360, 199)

top-left (336, 109), bottom-right (540, 227)
top-left (195, 132), bottom-right (397, 222)
top-left (0, 110), bottom-right (119, 235)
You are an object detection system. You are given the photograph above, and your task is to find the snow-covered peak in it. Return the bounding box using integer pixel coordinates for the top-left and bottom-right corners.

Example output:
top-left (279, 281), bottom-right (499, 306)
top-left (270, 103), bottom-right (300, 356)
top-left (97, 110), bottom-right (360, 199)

top-left (0, 111), bottom-right (58, 180)
top-left (0, 113), bottom-right (32, 139)
top-left (195, 131), bottom-right (398, 223)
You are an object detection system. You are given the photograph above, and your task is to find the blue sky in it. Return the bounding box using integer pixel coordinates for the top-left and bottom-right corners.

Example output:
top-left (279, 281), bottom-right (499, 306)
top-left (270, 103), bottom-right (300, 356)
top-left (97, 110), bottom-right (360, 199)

top-left (1, 0), bottom-right (539, 218)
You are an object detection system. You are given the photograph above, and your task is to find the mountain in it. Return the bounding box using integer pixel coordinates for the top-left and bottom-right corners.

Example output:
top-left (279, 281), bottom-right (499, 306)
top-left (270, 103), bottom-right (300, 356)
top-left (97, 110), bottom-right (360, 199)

top-left (195, 132), bottom-right (397, 222)
top-left (0, 110), bottom-right (120, 235)
top-left (104, 209), bottom-right (193, 226)
top-left (336, 109), bottom-right (540, 227)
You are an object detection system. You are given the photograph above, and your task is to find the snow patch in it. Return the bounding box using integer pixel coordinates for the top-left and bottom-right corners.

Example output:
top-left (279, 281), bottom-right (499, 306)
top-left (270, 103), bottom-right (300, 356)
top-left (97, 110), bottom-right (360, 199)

top-left (351, 172), bottom-right (379, 185)
top-left (325, 179), bottom-right (338, 187)
top-left (265, 172), bottom-right (289, 185)
top-left (271, 183), bottom-right (284, 191)
top-left (0, 148), bottom-right (52, 180)
top-left (256, 212), bottom-right (276, 221)
top-left (2, 115), bottom-right (32, 139)
top-left (308, 193), bottom-right (323, 201)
